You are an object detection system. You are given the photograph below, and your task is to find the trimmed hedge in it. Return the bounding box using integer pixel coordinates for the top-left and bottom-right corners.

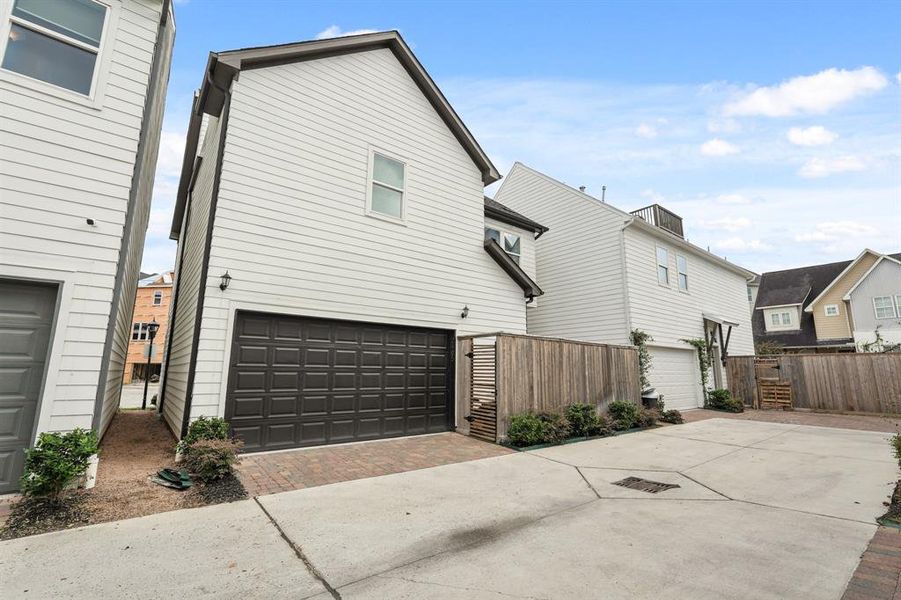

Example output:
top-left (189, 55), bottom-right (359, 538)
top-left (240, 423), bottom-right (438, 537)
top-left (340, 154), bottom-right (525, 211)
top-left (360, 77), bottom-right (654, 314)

top-left (706, 388), bottom-right (744, 413)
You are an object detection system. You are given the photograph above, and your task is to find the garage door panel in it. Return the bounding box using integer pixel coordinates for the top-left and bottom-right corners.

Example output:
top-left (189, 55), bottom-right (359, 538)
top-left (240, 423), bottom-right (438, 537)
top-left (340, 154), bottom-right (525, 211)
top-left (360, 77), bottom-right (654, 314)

top-left (226, 312), bottom-right (453, 452)
top-left (649, 347), bottom-right (703, 411)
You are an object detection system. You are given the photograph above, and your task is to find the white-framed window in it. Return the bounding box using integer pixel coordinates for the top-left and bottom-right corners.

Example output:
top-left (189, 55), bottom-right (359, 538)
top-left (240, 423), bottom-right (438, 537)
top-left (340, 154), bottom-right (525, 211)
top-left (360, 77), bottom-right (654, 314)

top-left (366, 150), bottom-right (405, 222)
top-left (874, 296), bottom-right (898, 319)
top-left (132, 322), bottom-right (150, 341)
top-left (824, 304), bottom-right (839, 316)
top-left (747, 287), bottom-right (753, 302)
top-left (656, 246), bottom-right (669, 286)
top-left (764, 307), bottom-right (798, 331)
top-left (897, 295), bottom-right (901, 316)
top-left (676, 255), bottom-right (688, 291)
top-left (485, 227), bottom-right (522, 264)
top-left (152, 290), bottom-right (162, 306)
top-left (769, 312), bottom-right (792, 327)
top-left (0, 0), bottom-right (109, 97)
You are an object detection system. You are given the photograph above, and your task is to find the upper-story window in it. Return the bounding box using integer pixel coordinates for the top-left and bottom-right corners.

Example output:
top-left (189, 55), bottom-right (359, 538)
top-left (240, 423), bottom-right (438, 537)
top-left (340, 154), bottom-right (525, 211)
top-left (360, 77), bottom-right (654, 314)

top-left (485, 228), bottom-right (521, 264)
top-left (656, 247), bottom-right (669, 286)
top-left (152, 291), bottom-right (162, 306)
top-left (824, 304), bottom-right (839, 316)
top-left (1, 0), bottom-right (108, 96)
top-left (367, 151), bottom-right (405, 221)
top-left (764, 307), bottom-right (798, 331)
top-left (132, 322), bottom-right (150, 341)
top-left (770, 311), bottom-right (792, 326)
top-left (874, 296), bottom-right (898, 319)
top-left (676, 255), bottom-right (688, 291)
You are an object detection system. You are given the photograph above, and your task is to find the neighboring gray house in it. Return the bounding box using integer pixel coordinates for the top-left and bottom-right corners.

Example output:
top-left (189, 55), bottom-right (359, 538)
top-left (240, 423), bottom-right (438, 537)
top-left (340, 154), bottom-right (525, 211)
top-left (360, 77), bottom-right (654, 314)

top-left (0, 0), bottom-right (174, 492)
top-left (159, 32), bottom-right (545, 451)
top-left (494, 163), bottom-right (755, 410)
top-left (844, 254), bottom-right (901, 349)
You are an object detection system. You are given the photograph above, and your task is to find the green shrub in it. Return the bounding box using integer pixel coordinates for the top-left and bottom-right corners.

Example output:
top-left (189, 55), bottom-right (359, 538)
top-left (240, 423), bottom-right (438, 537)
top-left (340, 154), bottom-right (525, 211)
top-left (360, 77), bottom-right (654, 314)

top-left (183, 438), bottom-right (243, 483)
top-left (637, 409), bottom-right (658, 428)
top-left (538, 412), bottom-right (571, 444)
top-left (20, 428), bottom-right (99, 502)
top-left (565, 403), bottom-right (610, 437)
top-left (659, 409), bottom-right (684, 424)
top-left (608, 400), bottom-right (641, 430)
top-left (706, 389), bottom-right (744, 413)
top-left (178, 416), bottom-right (230, 454)
top-left (892, 433), bottom-right (901, 469)
top-left (508, 413), bottom-right (546, 447)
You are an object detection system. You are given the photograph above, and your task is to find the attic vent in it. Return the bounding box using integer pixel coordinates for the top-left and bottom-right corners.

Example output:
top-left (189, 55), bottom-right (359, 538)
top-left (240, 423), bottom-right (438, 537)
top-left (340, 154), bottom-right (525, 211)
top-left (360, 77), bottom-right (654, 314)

top-left (611, 476), bottom-right (680, 494)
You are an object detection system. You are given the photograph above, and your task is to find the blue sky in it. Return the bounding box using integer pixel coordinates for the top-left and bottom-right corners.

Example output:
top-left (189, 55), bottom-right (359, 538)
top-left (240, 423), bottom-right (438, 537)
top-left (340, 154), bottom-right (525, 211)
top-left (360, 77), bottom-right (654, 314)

top-left (144, 0), bottom-right (901, 274)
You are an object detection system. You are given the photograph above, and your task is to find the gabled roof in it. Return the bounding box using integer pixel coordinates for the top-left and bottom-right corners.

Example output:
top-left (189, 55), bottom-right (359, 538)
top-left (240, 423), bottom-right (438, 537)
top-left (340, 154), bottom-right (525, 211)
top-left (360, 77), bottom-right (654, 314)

top-left (171, 31), bottom-right (500, 239)
top-left (803, 249), bottom-right (881, 312)
top-left (843, 253), bottom-right (901, 300)
top-left (484, 196), bottom-right (549, 236)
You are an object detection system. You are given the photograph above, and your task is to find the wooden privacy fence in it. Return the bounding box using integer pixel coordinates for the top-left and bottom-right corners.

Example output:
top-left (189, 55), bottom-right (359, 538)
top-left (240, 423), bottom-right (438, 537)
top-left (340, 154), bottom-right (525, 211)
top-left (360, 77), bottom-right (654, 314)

top-left (726, 353), bottom-right (901, 414)
top-left (457, 333), bottom-right (641, 442)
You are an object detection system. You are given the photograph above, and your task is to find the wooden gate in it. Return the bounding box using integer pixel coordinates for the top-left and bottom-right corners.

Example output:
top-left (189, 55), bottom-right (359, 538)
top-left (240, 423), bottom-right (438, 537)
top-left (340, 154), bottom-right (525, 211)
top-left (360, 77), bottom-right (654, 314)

top-left (754, 358), bottom-right (792, 410)
top-left (468, 341), bottom-right (498, 442)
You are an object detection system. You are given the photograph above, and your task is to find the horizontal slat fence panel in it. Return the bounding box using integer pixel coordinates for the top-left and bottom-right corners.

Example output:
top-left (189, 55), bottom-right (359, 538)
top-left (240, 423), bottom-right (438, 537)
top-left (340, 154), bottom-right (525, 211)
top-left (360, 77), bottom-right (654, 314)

top-left (727, 353), bottom-right (901, 414)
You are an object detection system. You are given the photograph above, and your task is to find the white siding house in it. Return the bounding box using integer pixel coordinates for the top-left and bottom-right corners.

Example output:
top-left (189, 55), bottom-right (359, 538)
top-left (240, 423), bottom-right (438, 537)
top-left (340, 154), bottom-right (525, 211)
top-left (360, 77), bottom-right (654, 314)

top-left (845, 255), bottom-right (901, 349)
top-left (159, 32), bottom-right (544, 450)
top-left (494, 162), bottom-right (755, 410)
top-left (0, 0), bottom-right (174, 492)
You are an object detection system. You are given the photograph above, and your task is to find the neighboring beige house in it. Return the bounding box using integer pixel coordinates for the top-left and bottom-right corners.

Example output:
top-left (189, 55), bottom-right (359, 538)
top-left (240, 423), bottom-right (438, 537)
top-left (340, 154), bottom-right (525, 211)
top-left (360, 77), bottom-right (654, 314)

top-left (124, 271), bottom-right (174, 383)
top-left (493, 162), bottom-right (756, 410)
top-left (158, 32), bottom-right (546, 450)
top-left (0, 0), bottom-right (174, 493)
top-left (752, 249), bottom-right (901, 353)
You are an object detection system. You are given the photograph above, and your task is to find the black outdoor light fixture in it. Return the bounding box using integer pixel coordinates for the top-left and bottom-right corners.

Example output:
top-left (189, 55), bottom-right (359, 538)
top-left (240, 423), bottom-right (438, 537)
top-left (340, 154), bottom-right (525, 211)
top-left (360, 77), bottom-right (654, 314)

top-left (219, 270), bottom-right (232, 291)
top-left (141, 318), bottom-right (160, 410)
top-left (461, 305), bottom-right (470, 318)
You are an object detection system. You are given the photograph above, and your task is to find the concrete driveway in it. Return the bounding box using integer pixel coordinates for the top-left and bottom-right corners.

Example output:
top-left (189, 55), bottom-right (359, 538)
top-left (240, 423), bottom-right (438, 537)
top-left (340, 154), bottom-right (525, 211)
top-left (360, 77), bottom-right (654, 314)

top-left (1, 418), bottom-right (895, 599)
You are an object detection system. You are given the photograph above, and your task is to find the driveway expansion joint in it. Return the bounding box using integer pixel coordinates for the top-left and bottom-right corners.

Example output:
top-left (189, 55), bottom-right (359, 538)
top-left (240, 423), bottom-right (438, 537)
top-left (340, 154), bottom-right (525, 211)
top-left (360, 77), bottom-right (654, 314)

top-left (375, 574), bottom-right (553, 600)
top-left (254, 498), bottom-right (342, 599)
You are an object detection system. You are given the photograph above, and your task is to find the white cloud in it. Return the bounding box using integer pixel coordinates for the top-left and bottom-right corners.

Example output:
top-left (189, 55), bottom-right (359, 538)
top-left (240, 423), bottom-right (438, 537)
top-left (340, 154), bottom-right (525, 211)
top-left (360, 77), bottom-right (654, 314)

top-left (787, 125), bottom-right (838, 146)
top-left (635, 123), bottom-right (657, 138)
top-left (795, 221), bottom-right (878, 245)
top-left (714, 237), bottom-right (773, 252)
top-left (724, 66), bottom-right (888, 117)
top-left (641, 189), bottom-right (666, 203)
top-left (798, 155), bottom-right (866, 178)
top-left (699, 217), bottom-right (751, 232)
top-left (715, 193), bottom-right (752, 204)
top-left (897, 72), bottom-right (901, 84)
top-left (315, 25), bottom-right (379, 40)
top-left (700, 138), bottom-right (740, 156)
top-left (707, 117), bottom-right (742, 134)
top-left (155, 130), bottom-right (187, 180)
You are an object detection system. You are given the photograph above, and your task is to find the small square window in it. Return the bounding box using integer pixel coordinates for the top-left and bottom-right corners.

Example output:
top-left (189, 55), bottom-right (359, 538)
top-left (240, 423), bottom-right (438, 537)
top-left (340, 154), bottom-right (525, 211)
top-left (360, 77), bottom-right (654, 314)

top-left (504, 233), bottom-right (521, 264)
top-left (132, 322), bottom-right (147, 341)
top-left (368, 152), bottom-right (405, 220)
top-left (152, 291), bottom-right (162, 306)
top-left (824, 304), bottom-right (839, 316)
top-left (484, 227), bottom-right (500, 244)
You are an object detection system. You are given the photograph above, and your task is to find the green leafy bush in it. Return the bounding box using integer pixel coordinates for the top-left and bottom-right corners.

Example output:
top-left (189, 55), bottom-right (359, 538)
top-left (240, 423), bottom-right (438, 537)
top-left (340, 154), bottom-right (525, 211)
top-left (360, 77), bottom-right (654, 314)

top-left (183, 438), bottom-right (243, 482)
top-left (20, 428), bottom-right (99, 502)
top-left (659, 409), bottom-right (684, 424)
top-left (608, 400), bottom-right (641, 430)
top-left (507, 413), bottom-right (546, 447)
top-left (538, 412), bottom-right (571, 444)
top-left (177, 416), bottom-right (230, 454)
top-left (706, 388), bottom-right (744, 413)
top-left (637, 409), bottom-right (658, 428)
top-left (565, 403), bottom-right (610, 437)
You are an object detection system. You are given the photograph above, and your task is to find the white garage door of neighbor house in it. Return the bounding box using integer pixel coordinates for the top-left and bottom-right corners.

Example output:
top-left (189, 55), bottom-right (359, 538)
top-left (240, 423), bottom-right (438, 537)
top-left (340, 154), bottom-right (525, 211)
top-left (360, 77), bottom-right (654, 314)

top-left (648, 347), bottom-right (703, 410)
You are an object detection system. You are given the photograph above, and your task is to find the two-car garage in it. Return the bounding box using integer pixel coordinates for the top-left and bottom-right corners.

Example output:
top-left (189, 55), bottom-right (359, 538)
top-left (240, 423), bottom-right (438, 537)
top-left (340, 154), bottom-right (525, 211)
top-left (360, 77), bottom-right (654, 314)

top-left (225, 312), bottom-right (454, 452)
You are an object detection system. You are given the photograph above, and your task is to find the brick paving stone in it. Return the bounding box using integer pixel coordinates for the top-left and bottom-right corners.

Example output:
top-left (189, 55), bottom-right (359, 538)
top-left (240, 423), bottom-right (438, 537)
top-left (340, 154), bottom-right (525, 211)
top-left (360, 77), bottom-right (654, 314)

top-left (236, 432), bottom-right (512, 497)
top-left (684, 408), bottom-right (901, 433)
top-left (843, 527), bottom-right (901, 600)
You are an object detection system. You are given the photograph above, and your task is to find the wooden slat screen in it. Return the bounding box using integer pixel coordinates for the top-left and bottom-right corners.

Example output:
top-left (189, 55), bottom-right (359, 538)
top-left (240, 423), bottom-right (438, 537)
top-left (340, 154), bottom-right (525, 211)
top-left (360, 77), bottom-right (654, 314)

top-left (469, 342), bottom-right (497, 442)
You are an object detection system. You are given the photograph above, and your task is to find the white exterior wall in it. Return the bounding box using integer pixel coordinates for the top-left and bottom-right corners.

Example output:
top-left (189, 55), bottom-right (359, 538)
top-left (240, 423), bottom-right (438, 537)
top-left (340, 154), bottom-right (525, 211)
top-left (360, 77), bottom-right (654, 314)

top-left (185, 48), bottom-right (528, 424)
top-left (0, 0), bottom-right (166, 434)
top-left (493, 163), bottom-right (630, 343)
top-left (848, 259), bottom-right (901, 347)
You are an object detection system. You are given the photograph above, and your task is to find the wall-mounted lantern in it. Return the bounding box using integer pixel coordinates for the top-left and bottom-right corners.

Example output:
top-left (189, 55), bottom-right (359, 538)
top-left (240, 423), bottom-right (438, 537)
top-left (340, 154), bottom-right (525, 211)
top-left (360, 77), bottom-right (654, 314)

top-left (460, 305), bottom-right (470, 319)
top-left (219, 271), bottom-right (232, 291)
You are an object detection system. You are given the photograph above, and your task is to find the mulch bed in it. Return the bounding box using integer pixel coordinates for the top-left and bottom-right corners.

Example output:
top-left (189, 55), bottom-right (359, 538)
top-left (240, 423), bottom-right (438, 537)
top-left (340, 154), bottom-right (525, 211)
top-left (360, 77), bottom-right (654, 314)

top-left (879, 480), bottom-right (901, 526)
top-left (0, 411), bottom-right (247, 540)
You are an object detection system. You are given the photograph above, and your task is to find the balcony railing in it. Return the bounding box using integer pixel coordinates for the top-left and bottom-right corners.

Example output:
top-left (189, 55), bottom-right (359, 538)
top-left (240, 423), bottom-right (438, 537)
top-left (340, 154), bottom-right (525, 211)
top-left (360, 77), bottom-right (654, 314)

top-left (629, 204), bottom-right (684, 238)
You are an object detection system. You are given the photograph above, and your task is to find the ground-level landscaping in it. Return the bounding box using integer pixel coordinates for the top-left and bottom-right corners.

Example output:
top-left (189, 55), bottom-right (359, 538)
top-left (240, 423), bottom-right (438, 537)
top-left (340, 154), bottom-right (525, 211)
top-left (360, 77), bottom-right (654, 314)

top-left (1, 418), bottom-right (894, 599)
top-left (0, 411), bottom-right (247, 540)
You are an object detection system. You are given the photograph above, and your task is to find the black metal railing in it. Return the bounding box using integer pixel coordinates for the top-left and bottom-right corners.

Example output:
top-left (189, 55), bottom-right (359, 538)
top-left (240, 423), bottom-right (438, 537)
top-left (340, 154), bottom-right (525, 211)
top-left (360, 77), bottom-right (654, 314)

top-left (629, 204), bottom-right (684, 238)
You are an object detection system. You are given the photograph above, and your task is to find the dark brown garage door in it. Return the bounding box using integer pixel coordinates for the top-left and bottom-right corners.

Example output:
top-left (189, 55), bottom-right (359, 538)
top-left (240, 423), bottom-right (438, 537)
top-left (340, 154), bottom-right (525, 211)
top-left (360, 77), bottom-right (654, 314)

top-left (226, 312), bottom-right (454, 452)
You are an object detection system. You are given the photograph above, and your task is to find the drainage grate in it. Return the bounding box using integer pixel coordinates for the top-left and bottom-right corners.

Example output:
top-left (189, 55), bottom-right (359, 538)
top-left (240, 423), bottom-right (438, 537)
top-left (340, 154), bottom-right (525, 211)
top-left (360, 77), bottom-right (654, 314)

top-left (611, 476), bottom-right (680, 494)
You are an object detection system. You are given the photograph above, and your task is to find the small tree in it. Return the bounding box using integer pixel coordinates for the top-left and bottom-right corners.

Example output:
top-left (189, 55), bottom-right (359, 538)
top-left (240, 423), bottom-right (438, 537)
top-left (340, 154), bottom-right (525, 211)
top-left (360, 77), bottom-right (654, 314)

top-left (630, 329), bottom-right (654, 391)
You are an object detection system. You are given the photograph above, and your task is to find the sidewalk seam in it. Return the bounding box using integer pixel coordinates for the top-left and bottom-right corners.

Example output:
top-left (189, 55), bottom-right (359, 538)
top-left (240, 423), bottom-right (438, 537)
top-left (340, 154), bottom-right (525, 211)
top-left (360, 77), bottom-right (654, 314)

top-left (254, 497), bottom-right (342, 599)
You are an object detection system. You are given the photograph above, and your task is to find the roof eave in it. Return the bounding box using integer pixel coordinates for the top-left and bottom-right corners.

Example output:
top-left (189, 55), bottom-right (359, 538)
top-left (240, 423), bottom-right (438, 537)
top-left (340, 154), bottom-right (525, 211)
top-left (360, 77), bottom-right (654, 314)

top-left (484, 204), bottom-right (549, 236)
top-left (484, 239), bottom-right (543, 299)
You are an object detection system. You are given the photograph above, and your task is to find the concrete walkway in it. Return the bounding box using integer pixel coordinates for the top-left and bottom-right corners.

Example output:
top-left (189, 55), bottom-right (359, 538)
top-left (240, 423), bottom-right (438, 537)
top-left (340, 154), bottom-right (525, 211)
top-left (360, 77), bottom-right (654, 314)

top-left (0, 419), bottom-right (895, 599)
